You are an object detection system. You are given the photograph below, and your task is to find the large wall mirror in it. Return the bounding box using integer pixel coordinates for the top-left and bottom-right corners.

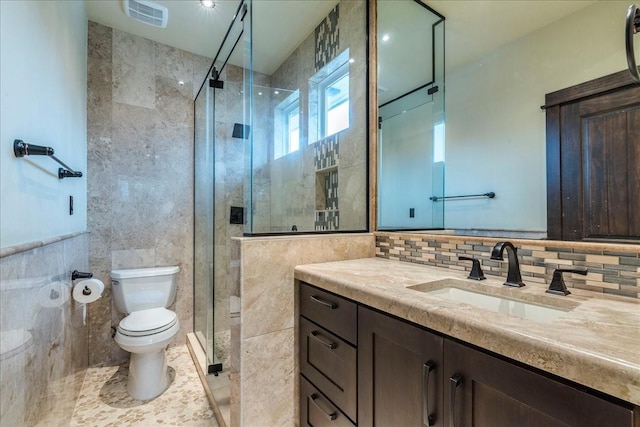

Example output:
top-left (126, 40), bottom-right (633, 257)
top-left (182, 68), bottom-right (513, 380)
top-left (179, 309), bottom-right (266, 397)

top-left (375, 0), bottom-right (640, 241)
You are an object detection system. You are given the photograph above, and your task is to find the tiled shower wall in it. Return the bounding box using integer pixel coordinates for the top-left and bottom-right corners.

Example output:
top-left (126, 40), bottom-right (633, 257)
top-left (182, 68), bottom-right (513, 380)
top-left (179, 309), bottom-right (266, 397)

top-left (87, 22), bottom-right (211, 365)
top-left (267, 0), bottom-right (367, 233)
top-left (0, 233), bottom-right (89, 426)
top-left (375, 232), bottom-right (640, 299)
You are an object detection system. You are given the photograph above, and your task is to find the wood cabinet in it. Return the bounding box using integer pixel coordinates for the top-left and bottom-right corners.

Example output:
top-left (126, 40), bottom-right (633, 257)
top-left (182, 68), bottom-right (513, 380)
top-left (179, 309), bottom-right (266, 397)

top-left (358, 306), bottom-right (443, 427)
top-left (443, 339), bottom-right (636, 427)
top-left (299, 283), bottom-right (357, 426)
top-left (298, 282), bottom-right (639, 427)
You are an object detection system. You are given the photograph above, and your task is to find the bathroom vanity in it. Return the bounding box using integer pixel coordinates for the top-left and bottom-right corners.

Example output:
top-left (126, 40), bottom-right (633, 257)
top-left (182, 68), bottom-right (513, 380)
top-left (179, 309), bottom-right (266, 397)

top-left (295, 258), bottom-right (640, 427)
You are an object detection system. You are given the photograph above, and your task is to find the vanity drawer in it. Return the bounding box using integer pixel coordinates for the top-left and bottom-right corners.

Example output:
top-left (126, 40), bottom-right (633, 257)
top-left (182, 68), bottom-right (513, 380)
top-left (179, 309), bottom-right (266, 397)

top-left (300, 317), bottom-right (357, 422)
top-left (299, 282), bottom-right (357, 345)
top-left (300, 375), bottom-right (355, 427)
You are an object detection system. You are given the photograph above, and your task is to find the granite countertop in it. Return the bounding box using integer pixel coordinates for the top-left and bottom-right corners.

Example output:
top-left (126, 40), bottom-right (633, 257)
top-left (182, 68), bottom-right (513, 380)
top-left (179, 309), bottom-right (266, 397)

top-left (294, 257), bottom-right (640, 406)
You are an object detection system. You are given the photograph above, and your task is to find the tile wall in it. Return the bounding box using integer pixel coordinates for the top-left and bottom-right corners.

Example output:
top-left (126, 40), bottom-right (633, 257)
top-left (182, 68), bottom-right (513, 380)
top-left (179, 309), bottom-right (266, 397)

top-left (87, 21), bottom-right (211, 365)
top-left (235, 234), bottom-right (375, 427)
top-left (0, 233), bottom-right (89, 426)
top-left (375, 232), bottom-right (640, 299)
top-left (266, 0), bottom-right (367, 233)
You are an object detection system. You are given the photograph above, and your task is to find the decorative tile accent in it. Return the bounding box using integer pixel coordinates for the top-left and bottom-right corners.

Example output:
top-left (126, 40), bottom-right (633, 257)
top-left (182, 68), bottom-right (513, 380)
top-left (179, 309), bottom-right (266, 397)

top-left (375, 232), bottom-right (640, 299)
top-left (315, 209), bottom-right (339, 231)
top-left (314, 134), bottom-right (340, 170)
top-left (315, 5), bottom-right (340, 71)
top-left (69, 345), bottom-right (216, 427)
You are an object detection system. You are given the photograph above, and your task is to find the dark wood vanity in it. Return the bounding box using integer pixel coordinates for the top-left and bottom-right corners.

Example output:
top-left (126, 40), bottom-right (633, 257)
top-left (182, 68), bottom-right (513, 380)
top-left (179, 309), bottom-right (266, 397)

top-left (299, 281), bottom-right (639, 427)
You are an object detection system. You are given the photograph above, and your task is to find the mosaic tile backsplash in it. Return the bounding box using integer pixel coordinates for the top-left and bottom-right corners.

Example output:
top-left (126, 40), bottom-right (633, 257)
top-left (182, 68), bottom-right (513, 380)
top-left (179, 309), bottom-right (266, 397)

top-left (375, 232), bottom-right (640, 299)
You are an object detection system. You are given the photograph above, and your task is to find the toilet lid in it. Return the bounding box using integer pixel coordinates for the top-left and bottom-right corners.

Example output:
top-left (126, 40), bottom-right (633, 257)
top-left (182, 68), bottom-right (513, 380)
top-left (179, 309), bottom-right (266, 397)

top-left (118, 308), bottom-right (178, 337)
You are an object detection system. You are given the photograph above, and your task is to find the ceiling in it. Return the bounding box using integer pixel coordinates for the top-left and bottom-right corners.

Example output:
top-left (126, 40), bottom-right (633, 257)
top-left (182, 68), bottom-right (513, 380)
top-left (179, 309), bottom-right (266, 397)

top-left (85, 0), bottom-right (596, 79)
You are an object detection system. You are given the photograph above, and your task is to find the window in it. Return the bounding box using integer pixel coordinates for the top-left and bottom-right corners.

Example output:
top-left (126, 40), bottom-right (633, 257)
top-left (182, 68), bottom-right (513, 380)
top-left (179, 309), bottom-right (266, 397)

top-left (320, 63), bottom-right (349, 137)
top-left (308, 49), bottom-right (351, 143)
top-left (274, 90), bottom-right (300, 159)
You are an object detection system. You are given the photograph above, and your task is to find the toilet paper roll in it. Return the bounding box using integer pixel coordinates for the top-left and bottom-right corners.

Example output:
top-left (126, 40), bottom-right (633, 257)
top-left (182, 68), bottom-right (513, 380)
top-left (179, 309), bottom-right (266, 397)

top-left (72, 279), bottom-right (104, 304)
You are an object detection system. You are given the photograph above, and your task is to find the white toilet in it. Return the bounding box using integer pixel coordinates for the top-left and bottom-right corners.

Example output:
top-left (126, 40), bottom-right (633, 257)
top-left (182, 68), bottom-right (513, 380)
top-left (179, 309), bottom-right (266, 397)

top-left (111, 266), bottom-right (180, 400)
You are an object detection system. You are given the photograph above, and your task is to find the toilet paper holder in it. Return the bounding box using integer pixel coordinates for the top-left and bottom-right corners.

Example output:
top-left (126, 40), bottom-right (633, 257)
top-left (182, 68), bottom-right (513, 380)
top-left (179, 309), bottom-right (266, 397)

top-left (72, 270), bottom-right (93, 281)
top-left (72, 270), bottom-right (94, 294)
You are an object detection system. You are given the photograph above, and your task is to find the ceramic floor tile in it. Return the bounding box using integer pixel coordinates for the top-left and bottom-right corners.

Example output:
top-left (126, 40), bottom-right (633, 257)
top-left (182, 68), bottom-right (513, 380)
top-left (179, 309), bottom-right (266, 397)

top-left (70, 345), bottom-right (217, 427)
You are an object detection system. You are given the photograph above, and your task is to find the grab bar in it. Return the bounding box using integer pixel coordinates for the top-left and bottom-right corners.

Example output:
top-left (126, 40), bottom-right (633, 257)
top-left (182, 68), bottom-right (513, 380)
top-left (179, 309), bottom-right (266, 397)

top-left (429, 192), bottom-right (495, 202)
top-left (626, 4), bottom-right (640, 83)
top-left (13, 139), bottom-right (83, 179)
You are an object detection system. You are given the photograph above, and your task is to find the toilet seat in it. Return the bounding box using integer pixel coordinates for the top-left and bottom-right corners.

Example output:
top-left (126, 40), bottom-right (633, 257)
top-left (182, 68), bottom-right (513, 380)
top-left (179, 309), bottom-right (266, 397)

top-left (118, 308), bottom-right (178, 337)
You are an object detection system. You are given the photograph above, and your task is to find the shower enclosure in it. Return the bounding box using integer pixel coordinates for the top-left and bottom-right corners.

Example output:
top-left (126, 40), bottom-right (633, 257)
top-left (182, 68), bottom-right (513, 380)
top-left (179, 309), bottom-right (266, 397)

top-left (193, 0), bottom-right (368, 415)
top-left (193, 0), bottom-right (249, 379)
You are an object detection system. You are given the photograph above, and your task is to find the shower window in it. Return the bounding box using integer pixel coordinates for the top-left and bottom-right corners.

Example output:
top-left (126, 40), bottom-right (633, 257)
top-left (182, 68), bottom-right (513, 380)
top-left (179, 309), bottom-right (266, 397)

top-left (308, 48), bottom-right (351, 143)
top-left (321, 63), bottom-right (349, 137)
top-left (274, 90), bottom-right (300, 159)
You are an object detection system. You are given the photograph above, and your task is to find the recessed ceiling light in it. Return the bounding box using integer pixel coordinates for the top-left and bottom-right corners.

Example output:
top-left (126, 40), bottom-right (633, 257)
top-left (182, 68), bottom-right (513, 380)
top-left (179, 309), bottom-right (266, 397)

top-left (274, 90), bottom-right (280, 95)
top-left (258, 92), bottom-right (263, 96)
top-left (382, 34), bottom-right (390, 42)
top-left (200, 0), bottom-right (215, 9)
top-left (349, 58), bottom-right (355, 64)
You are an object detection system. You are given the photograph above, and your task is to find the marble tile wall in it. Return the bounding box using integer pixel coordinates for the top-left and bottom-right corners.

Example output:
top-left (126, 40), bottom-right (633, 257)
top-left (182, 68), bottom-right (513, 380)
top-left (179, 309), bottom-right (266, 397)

top-left (236, 233), bottom-right (375, 427)
top-left (0, 233), bottom-right (89, 426)
top-left (87, 22), bottom-right (210, 365)
top-left (375, 232), bottom-right (640, 299)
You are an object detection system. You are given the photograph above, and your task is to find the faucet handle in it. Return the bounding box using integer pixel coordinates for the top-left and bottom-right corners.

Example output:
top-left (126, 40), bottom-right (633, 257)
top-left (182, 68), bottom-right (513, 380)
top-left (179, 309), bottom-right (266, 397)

top-left (546, 268), bottom-right (588, 296)
top-left (458, 256), bottom-right (486, 281)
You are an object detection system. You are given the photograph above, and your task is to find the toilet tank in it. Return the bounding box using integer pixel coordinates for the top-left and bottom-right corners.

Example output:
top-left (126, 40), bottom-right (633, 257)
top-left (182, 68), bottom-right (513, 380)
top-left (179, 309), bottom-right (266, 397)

top-left (110, 266), bottom-right (179, 314)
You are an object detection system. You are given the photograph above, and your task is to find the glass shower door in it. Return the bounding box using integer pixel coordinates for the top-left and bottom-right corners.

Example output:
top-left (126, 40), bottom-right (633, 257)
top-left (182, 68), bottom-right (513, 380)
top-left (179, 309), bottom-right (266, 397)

top-left (194, 80), bottom-right (214, 365)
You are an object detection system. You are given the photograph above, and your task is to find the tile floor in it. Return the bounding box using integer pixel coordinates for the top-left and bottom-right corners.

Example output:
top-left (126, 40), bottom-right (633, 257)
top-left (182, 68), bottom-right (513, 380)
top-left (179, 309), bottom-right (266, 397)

top-left (69, 345), bottom-right (218, 427)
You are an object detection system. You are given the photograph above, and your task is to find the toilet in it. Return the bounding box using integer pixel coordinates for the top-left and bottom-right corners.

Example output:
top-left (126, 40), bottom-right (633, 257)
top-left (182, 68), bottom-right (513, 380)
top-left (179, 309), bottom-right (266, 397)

top-left (111, 266), bottom-right (180, 400)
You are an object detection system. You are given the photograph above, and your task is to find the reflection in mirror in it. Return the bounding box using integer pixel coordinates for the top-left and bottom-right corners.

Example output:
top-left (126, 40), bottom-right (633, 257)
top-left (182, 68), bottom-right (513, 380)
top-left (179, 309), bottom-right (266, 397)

top-left (377, 0), bottom-right (445, 230)
top-left (377, 0), bottom-right (640, 240)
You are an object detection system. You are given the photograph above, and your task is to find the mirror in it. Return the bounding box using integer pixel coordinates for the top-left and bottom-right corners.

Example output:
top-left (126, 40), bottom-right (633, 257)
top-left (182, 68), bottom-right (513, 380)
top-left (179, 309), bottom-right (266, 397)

top-left (376, 0), bottom-right (640, 239)
top-left (377, 0), bottom-right (445, 230)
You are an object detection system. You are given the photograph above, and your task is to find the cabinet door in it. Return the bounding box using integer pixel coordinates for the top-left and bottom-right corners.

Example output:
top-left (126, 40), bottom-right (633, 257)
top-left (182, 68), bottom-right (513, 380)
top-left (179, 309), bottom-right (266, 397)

top-left (359, 306), bottom-right (444, 427)
top-left (444, 339), bottom-right (636, 427)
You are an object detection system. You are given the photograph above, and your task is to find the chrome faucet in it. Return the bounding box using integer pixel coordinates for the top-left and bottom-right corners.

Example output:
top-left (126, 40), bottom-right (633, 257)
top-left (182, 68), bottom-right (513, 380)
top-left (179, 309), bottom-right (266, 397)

top-left (490, 242), bottom-right (525, 287)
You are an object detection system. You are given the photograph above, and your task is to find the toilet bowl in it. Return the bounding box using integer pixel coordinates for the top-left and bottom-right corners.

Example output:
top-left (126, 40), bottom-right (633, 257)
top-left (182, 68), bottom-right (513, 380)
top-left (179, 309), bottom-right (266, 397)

top-left (115, 307), bottom-right (180, 400)
top-left (111, 266), bottom-right (180, 400)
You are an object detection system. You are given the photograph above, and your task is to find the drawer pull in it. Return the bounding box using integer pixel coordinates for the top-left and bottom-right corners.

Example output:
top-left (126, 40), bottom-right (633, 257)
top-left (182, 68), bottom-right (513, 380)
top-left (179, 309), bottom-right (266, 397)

top-left (310, 393), bottom-right (338, 421)
top-left (423, 361), bottom-right (436, 426)
top-left (310, 295), bottom-right (338, 309)
top-left (449, 374), bottom-right (463, 427)
top-left (310, 330), bottom-right (338, 349)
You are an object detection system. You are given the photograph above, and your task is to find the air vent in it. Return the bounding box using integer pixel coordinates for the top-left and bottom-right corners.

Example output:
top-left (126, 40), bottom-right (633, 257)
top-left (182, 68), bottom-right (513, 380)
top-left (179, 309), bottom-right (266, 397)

top-left (123, 0), bottom-right (168, 28)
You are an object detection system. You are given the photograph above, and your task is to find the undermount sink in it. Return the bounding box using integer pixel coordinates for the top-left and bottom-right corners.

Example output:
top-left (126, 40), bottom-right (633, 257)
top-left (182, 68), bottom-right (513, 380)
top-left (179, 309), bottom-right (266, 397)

top-left (408, 280), bottom-right (577, 323)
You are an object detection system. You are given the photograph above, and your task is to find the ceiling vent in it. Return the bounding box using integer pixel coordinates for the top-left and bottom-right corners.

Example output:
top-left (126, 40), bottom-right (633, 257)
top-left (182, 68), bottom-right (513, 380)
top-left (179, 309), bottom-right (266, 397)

top-left (123, 0), bottom-right (168, 28)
